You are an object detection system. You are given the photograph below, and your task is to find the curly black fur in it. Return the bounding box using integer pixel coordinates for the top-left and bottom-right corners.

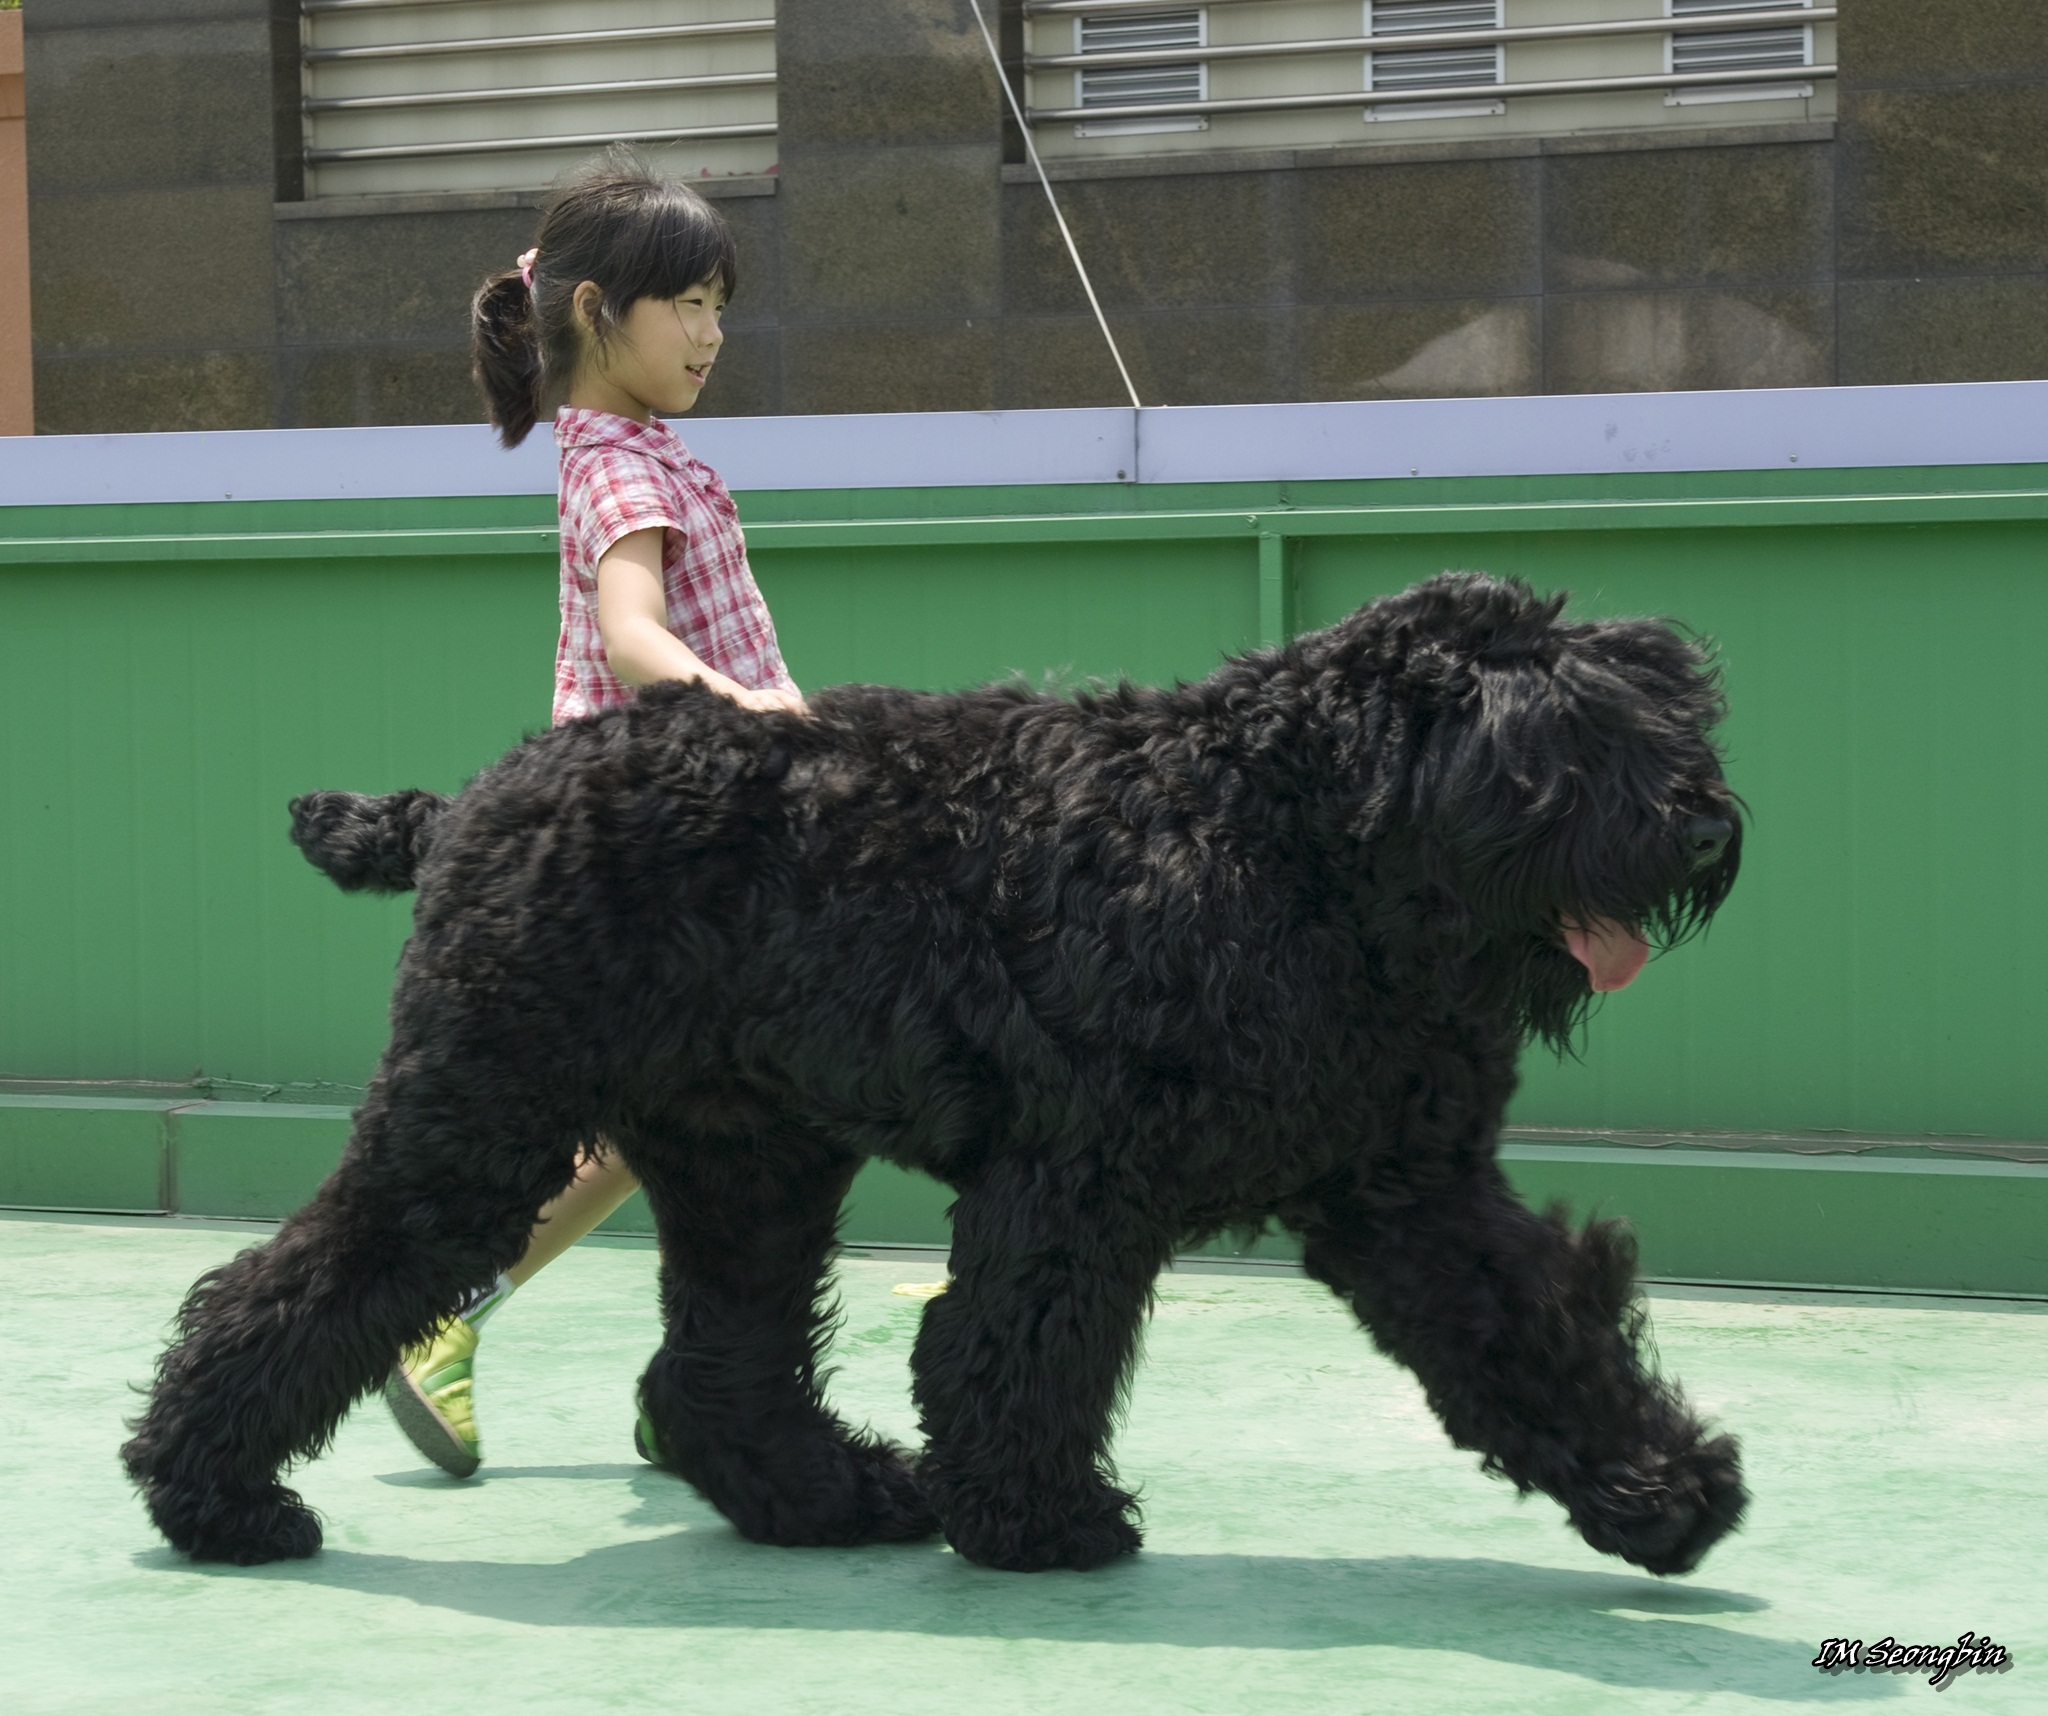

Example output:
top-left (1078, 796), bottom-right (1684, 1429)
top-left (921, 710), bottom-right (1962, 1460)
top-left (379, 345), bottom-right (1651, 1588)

top-left (126, 573), bottom-right (1747, 1577)
top-left (288, 787), bottom-right (448, 893)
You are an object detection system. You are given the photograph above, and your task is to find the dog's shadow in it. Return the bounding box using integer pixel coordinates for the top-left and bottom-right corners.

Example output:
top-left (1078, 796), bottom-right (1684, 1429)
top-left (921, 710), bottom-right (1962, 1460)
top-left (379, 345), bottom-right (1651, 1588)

top-left (141, 1466), bottom-right (1896, 1703)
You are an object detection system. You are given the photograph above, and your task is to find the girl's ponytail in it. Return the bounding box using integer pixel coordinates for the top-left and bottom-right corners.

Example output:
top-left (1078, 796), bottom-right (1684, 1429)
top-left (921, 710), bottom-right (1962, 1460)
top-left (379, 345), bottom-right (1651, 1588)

top-left (471, 269), bottom-right (544, 449)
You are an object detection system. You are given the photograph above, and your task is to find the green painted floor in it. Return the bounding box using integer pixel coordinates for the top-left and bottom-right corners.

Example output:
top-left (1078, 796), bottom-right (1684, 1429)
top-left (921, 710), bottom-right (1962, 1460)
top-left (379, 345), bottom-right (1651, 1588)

top-left (4, 1214), bottom-right (2042, 1715)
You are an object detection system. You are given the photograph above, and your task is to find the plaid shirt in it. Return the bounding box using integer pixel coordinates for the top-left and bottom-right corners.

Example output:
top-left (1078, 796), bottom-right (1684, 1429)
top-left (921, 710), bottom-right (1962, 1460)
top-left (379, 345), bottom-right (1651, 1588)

top-left (551, 407), bottom-right (795, 726)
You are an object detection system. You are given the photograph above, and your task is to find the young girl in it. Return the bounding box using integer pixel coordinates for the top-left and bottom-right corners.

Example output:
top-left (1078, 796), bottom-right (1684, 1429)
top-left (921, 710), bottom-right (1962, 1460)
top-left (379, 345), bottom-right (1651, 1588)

top-left (383, 157), bottom-right (805, 1479)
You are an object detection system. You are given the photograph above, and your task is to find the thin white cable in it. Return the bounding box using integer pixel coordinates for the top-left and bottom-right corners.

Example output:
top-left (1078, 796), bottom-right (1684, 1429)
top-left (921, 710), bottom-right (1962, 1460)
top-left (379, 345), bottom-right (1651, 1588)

top-left (965, 0), bottom-right (1144, 411)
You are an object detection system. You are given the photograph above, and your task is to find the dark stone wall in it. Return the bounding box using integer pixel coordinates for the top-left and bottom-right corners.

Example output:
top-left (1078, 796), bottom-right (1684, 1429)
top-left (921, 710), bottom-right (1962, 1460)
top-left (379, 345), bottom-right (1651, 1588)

top-left (774, 0), bottom-right (1004, 412)
top-left (1007, 134), bottom-right (1840, 406)
top-left (24, 0), bottom-right (2048, 431)
top-left (1834, 0), bottom-right (2048, 384)
top-left (26, 0), bottom-right (282, 431)
top-left (274, 199), bottom-right (548, 429)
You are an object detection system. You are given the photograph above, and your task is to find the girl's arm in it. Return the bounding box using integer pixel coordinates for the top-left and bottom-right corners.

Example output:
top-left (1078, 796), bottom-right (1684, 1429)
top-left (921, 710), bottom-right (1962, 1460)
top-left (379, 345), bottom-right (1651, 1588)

top-left (595, 528), bottom-right (806, 714)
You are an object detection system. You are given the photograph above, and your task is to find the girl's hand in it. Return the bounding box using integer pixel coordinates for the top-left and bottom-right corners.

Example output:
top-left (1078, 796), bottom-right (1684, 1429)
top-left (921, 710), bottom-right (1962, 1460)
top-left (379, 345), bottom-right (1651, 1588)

top-left (731, 684), bottom-right (810, 718)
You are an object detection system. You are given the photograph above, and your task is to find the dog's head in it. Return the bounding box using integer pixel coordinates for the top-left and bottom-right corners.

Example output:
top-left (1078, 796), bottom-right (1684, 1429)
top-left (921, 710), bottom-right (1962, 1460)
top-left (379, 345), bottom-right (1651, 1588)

top-left (1319, 572), bottom-right (1741, 1045)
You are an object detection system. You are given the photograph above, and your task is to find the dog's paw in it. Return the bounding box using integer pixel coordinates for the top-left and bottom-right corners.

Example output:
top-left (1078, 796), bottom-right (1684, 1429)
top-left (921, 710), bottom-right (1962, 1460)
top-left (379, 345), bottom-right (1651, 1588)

top-left (851, 1440), bottom-right (941, 1544)
top-left (144, 1480), bottom-right (324, 1565)
top-left (1570, 1435), bottom-right (1747, 1576)
top-left (943, 1482), bottom-right (1143, 1573)
top-left (687, 1428), bottom-right (939, 1548)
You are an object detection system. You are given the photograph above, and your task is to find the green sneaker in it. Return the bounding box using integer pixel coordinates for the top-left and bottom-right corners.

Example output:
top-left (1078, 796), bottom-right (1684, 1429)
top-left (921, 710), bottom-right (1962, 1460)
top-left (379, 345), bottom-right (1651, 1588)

top-left (633, 1399), bottom-right (674, 1472)
top-left (384, 1315), bottom-right (483, 1478)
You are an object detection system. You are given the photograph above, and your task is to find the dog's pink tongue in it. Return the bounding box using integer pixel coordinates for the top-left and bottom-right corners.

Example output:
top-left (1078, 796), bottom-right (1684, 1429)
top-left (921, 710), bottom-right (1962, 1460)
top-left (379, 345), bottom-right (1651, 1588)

top-left (1564, 918), bottom-right (1650, 992)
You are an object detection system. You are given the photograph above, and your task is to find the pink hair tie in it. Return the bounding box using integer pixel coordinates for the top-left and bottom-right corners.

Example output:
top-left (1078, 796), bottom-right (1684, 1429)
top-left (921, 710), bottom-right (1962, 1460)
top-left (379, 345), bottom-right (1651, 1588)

top-left (516, 249), bottom-right (538, 290)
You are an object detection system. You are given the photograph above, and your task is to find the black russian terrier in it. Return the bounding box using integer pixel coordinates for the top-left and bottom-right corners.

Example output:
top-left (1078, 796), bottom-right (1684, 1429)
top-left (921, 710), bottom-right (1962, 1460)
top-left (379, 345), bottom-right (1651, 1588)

top-left (125, 573), bottom-right (1747, 1576)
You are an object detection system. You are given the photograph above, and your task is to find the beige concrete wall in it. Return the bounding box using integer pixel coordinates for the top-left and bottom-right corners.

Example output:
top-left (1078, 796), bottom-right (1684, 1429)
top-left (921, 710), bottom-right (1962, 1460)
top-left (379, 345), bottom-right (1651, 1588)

top-left (0, 9), bottom-right (31, 436)
top-left (25, 0), bottom-right (283, 434)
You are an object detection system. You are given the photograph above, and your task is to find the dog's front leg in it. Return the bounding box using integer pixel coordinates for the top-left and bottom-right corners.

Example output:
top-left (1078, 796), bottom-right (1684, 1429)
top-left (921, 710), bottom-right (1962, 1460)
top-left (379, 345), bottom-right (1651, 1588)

top-left (1292, 1170), bottom-right (1748, 1577)
top-left (911, 1158), bottom-right (1169, 1572)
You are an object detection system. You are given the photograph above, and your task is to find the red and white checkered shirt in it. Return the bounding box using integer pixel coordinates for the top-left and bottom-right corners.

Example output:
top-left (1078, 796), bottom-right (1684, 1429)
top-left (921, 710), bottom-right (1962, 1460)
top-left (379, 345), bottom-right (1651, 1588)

top-left (551, 407), bottom-right (795, 726)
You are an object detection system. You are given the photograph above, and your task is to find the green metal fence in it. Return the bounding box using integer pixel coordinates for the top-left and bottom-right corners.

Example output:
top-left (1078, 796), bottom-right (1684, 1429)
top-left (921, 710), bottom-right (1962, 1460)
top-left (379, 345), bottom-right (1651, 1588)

top-left (5, 392), bottom-right (2047, 1290)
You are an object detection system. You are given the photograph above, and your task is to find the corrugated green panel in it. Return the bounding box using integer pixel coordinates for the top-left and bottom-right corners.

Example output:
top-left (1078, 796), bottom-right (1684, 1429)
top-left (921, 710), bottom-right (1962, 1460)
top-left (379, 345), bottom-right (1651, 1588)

top-left (170, 1102), bottom-right (353, 1220)
top-left (0, 1096), bottom-right (167, 1212)
top-left (730, 461), bottom-right (2048, 524)
top-left (606, 1165), bottom-right (956, 1248)
top-left (594, 1189), bottom-right (656, 1237)
top-left (839, 1161), bottom-right (953, 1248)
top-left (761, 537), bottom-right (1259, 694)
top-left (0, 459), bottom-right (2040, 545)
top-left (0, 493), bottom-right (560, 541)
top-left (1503, 1148), bottom-right (2048, 1298)
top-left (6, 467), bottom-right (2048, 1154)
top-left (611, 1164), bottom-right (1302, 1257)
top-left (1, 553), bottom-right (554, 1088)
top-left (600, 1149), bottom-right (2048, 1290)
top-left (1290, 518), bottom-right (2048, 1140)
top-left (2, 1097), bottom-right (2043, 1292)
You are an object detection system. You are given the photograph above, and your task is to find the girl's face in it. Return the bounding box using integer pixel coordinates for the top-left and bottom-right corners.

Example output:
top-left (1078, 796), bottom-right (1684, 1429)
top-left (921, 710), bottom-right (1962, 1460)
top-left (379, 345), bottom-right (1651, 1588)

top-left (569, 280), bottom-right (727, 421)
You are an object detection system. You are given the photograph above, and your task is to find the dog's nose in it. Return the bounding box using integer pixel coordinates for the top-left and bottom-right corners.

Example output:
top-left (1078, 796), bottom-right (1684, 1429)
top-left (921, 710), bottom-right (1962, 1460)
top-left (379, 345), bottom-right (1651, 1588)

top-left (1686, 815), bottom-right (1734, 870)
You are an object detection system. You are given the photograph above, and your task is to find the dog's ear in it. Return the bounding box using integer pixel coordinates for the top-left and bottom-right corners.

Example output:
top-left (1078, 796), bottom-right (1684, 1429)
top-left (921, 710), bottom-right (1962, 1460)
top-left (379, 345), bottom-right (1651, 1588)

top-left (1348, 573), bottom-right (1567, 707)
top-left (1313, 575), bottom-right (1571, 841)
top-left (1421, 597), bottom-right (1723, 835)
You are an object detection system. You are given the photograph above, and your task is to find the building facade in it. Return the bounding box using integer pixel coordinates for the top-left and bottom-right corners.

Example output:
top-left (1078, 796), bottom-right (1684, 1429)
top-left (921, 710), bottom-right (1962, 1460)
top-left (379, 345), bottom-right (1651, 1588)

top-left (22, 0), bottom-right (2048, 431)
top-left (1, 4), bottom-right (29, 434)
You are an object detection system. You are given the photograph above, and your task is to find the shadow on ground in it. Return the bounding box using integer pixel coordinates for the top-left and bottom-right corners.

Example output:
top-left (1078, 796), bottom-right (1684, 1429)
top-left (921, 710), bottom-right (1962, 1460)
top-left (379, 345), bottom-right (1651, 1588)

top-left (136, 1468), bottom-right (1895, 1703)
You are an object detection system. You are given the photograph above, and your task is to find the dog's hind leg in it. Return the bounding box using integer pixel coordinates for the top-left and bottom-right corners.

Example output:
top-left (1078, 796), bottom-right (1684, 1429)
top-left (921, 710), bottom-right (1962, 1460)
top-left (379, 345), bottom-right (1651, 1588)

top-left (123, 1077), bottom-right (583, 1564)
top-left (1291, 1171), bottom-right (1747, 1576)
top-left (910, 1159), bottom-right (1170, 1572)
top-left (630, 1133), bottom-right (936, 1548)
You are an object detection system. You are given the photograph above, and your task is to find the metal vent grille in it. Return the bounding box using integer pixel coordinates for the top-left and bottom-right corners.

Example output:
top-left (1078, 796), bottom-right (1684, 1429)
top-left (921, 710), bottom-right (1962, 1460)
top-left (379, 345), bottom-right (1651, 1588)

top-left (1370, 1), bottom-right (1500, 33)
top-left (1672, 30), bottom-right (1809, 76)
top-left (1075, 8), bottom-right (1206, 136)
top-left (1020, 0), bottom-right (1835, 147)
top-left (1668, 0), bottom-right (1810, 104)
top-left (1671, 28), bottom-right (1807, 74)
top-left (299, 0), bottom-right (779, 200)
top-left (1077, 10), bottom-right (1205, 55)
top-left (1367, 0), bottom-right (1502, 121)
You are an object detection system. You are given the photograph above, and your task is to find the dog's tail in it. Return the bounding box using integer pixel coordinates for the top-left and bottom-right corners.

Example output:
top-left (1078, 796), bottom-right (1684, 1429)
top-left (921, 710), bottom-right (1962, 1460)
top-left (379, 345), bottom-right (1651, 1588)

top-left (288, 788), bottom-right (449, 893)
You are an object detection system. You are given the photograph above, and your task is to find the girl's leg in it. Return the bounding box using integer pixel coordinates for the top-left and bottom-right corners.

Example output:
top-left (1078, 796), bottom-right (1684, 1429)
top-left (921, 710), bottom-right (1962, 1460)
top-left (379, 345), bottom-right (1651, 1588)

top-left (506, 1142), bottom-right (642, 1285)
top-left (384, 1144), bottom-right (643, 1476)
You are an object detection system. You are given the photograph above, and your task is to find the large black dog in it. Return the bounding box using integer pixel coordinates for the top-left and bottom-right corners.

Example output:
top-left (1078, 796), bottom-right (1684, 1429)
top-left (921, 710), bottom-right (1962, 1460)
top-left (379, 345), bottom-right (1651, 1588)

top-left (125, 573), bottom-right (1746, 1576)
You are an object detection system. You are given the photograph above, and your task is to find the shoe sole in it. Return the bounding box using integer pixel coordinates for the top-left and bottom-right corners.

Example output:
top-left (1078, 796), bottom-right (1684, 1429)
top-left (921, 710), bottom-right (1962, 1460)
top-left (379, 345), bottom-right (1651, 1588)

top-left (382, 1366), bottom-right (481, 1479)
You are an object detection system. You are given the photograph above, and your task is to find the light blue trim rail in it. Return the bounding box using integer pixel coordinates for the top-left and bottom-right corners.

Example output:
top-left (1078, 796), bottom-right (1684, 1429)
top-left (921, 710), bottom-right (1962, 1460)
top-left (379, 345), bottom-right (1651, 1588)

top-left (2, 381), bottom-right (2043, 505)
